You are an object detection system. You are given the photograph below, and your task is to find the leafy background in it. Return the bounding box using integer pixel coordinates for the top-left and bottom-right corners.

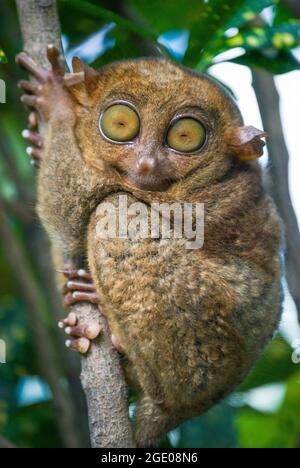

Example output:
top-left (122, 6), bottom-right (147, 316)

top-left (0, 0), bottom-right (299, 448)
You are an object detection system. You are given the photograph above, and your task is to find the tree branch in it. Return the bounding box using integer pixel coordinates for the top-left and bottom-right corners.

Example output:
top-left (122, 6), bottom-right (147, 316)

top-left (252, 69), bottom-right (300, 320)
top-left (15, 0), bottom-right (134, 448)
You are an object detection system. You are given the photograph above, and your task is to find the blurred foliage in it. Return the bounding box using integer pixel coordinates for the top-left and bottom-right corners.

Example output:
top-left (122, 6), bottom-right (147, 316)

top-left (0, 48), bottom-right (7, 63)
top-left (0, 0), bottom-right (300, 448)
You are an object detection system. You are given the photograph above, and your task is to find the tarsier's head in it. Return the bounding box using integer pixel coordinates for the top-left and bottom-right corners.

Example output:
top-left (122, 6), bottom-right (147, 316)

top-left (68, 58), bottom-right (267, 193)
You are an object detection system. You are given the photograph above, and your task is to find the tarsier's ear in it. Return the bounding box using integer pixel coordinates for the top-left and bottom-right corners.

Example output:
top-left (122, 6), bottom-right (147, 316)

top-left (64, 56), bottom-right (99, 105)
top-left (225, 126), bottom-right (268, 162)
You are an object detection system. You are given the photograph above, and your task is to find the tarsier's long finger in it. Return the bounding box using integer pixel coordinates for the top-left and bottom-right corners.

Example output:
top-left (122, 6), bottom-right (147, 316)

top-left (58, 312), bottom-right (78, 329)
top-left (56, 267), bottom-right (92, 281)
top-left (63, 291), bottom-right (100, 309)
top-left (65, 322), bottom-right (102, 340)
top-left (22, 130), bottom-right (43, 148)
top-left (47, 45), bottom-right (64, 77)
top-left (66, 337), bottom-right (91, 354)
top-left (26, 146), bottom-right (43, 163)
top-left (20, 94), bottom-right (39, 108)
top-left (16, 52), bottom-right (47, 83)
top-left (62, 279), bottom-right (97, 294)
top-left (18, 80), bottom-right (41, 95)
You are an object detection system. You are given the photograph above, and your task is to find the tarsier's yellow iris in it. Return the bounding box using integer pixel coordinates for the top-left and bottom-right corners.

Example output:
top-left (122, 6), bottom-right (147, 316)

top-left (167, 118), bottom-right (206, 153)
top-left (101, 104), bottom-right (140, 142)
top-left (101, 105), bottom-right (206, 154)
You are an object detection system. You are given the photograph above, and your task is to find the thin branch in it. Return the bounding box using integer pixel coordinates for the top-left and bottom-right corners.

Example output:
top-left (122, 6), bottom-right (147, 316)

top-left (252, 69), bottom-right (300, 320)
top-left (15, 0), bottom-right (134, 448)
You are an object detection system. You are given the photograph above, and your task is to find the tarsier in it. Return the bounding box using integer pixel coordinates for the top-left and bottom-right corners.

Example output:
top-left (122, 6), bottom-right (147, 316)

top-left (17, 46), bottom-right (282, 447)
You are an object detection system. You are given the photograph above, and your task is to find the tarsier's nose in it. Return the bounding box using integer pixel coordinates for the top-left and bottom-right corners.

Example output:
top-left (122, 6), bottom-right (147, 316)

top-left (136, 155), bottom-right (158, 175)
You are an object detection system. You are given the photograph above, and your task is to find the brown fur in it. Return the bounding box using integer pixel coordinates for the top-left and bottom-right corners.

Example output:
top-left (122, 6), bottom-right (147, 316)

top-left (36, 58), bottom-right (283, 447)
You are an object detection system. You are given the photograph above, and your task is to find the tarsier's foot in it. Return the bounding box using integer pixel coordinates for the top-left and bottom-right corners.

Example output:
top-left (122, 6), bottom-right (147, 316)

top-left (57, 267), bottom-right (122, 354)
top-left (58, 311), bottom-right (102, 354)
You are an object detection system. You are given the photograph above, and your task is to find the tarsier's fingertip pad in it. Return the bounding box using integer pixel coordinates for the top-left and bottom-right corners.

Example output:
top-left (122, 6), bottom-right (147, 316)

top-left (226, 126), bottom-right (268, 162)
top-left (85, 323), bottom-right (102, 340)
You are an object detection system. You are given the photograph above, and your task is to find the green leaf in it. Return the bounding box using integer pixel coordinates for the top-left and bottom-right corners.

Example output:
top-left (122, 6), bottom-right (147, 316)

top-left (0, 47), bottom-right (7, 63)
top-left (129, 0), bottom-right (207, 32)
top-left (227, 0), bottom-right (278, 30)
top-left (225, 22), bottom-right (300, 51)
top-left (236, 372), bottom-right (300, 448)
top-left (61, 0), bottom-right (157, 41)
top-left (272, 3), bottom-right (296, 26)
top-left (230, 49), bottom-right (300, 74)
top-left (185, 0), bottom-right (277, 69)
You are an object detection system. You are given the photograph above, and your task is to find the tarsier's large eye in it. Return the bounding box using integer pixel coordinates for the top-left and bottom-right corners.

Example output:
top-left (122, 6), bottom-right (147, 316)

top-left (100, 104), bottom-right (140, 142)
top-left (167, 117), bottom-right (206, 153)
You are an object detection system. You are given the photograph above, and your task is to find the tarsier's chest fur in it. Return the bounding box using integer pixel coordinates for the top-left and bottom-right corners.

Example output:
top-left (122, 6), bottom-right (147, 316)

top-left (87, 177), bottom-right (282, 424)
top-left (33, 55), bottom-right (283, 446)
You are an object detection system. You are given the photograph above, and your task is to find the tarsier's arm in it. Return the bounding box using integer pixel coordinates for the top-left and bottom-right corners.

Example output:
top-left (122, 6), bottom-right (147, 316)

top-left (17, 46), bottom-right (97, 261)
top-left (17, 47), bottom-right (119, 353)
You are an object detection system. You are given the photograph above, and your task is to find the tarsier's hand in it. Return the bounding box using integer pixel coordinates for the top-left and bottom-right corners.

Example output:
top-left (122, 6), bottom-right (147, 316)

top-left (16, 45), bottom-right (81, 167)
top-left (57, 267), bottom-right (122, 354)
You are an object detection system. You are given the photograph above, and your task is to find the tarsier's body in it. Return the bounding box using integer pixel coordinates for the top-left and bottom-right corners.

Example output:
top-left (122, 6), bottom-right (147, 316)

top-left (17, 49), bottom-right (282, 447)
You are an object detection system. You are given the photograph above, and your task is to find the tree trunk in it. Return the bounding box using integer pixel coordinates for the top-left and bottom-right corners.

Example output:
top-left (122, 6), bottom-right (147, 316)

top-left (252, 69), bottom-right (300, 320)
top-left (15, 0), bottom-right (134, 448)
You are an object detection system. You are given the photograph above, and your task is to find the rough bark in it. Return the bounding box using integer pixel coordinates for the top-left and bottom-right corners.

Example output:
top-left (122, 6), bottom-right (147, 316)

top-left (252, 69), bottom-right (300, 320)
top-left (15, 0), bottom-right (134, 448)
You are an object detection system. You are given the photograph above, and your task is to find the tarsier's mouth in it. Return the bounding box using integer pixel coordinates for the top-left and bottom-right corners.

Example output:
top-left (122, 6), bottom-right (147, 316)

top-left (124, 173), bottom-right (174, 193)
